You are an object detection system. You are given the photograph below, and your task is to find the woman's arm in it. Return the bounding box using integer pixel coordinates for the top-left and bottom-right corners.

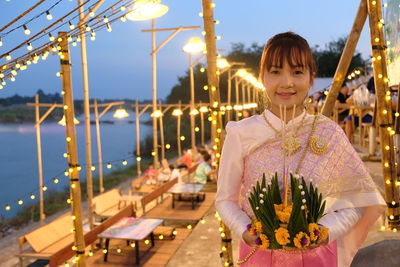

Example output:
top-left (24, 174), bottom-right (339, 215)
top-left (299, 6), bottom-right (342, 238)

top-left (216, 122), bottom-right (252, 241)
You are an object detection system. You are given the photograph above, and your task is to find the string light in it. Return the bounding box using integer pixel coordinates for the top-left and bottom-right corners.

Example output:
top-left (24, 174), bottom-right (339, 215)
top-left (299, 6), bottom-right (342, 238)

top-left (85, 25), bottom-right (91, 32)
top-left (42, 186), bottom-right (48, 191)
top-left (0, 37), bottom-right (3, 47)
top-left (106, 23), bottom-right (112, 32)
top-left (23, 25), bottom-right (31, 35)
top-left (6, 54), bottom-right (11, 61)
top-left (30, 194), bottom-right (35, 200)
top-left (26, 42), bottom-right (33, 51)
top-left (46, 11), bottom-right (53, 20)
top-left (69, 21), bottom-right (75, 30)
top-left (103, 16), bottom-right (109, 23)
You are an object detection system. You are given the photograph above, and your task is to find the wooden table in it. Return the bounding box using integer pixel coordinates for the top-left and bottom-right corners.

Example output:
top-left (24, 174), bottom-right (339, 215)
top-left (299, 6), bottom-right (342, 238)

top-left (98, 217), bottom-right (163, 265)
top-left (168, 183), bottom-right (204, 210)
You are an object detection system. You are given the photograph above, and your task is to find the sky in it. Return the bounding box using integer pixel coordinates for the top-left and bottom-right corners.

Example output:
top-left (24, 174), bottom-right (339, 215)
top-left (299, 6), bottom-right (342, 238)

top-left (0, 0), bottom-right (376, 100)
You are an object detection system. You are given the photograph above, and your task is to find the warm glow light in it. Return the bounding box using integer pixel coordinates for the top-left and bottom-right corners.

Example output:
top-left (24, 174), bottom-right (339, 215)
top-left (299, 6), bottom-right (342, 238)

top-left (200, 106), bottom-right (208, 113)
top-left (172, 109), bottom-right (183, 116)
top-left (113, 108), bottom-right (129, 119)
top-left (126, 0), bottom-right (168, 21)
top-left (151, 110), bottom-right (162, 117)
top-left (190, 109), bottom-right (199, 115)
top-left (58, 115), bottom-right (80, 126)
top-left (217, 58), bottom-right (230, 69)
top-left (183, 37), bottom-right (205, 53)
top-left (236, 69), bottom-right (247, 77)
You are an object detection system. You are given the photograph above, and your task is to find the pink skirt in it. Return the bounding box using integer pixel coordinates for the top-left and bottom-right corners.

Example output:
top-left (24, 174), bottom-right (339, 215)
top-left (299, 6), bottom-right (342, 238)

top-left (239, 241), bottom-right (337, 267)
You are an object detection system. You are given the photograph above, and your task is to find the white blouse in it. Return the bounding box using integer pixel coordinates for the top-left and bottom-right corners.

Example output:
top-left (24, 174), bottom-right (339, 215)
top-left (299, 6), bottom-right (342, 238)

top-left (215, 110), bottom-right (363, 242)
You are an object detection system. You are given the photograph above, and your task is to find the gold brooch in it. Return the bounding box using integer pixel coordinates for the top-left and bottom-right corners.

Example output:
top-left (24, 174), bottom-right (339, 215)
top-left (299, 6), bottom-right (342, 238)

top-left (281, 136), bottom-right (302, 156)
top-left (310, 137), bottom-right (328, 155)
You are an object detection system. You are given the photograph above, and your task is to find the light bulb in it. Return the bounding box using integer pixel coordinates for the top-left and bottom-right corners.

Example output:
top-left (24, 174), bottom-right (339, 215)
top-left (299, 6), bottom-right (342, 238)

top-left (11, 69), bottom-right (17, 76)
top-left (23, 25), bottom-right (31, 35)
top-left (120, 16), bottom-right (127, 22)
top-left (107, 23), bottom-right (112, 32)
top-left (85, 25), bottom-right (91, 32)
top-left (46, 11), bottom-right (53, 20)
top-left (27, 42), bottom-right (33, 51)
top-left (6, 54), bottom-right (11, 61)
top-left (49, 33), bottom-right (55, 41)
top-left (69, 21), bottom-right (75, 30)
top-left (89, 9), bottom-right (95, 17)
top-left (103, 16), bottom-right (109, 23)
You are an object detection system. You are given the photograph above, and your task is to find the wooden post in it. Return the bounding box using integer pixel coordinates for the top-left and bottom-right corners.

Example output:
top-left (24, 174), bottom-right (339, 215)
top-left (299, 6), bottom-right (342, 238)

top-left (58, 32), bottom-right (86, 266)
top-left (201, 0), bottom-right (232, 266)
top-left (321, 0), bottom-right (368, 117)
top-left (159, 101), bottom-right (165, 161)
top-left (227, 69), bottom-right (232, 121)
top-left (135, 100), bottom-right (141, 176)
top-left (189, 53), bottom-right (196, 151)
top-left (94, 99), bottom-right (104, 193)
top-left (78, 0), bottom-right (94, 230)
top-left (235, 76), bottom-right (239, 121)
top-left (367, 0), bottom-right (399, 229)
top-left (151, 19), bottom-right (159, 169)
top-left (34, 94), bottom-right (45, 224)
top-left (200, 102), bottom-right (205, 146)
top-left (177, 101), bottom-right (182, 157)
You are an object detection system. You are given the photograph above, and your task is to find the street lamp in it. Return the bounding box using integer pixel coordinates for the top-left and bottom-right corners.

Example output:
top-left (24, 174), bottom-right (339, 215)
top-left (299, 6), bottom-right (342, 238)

top-left (127, 1), bottom-right (199, 168)
top-left (172, 107), bottom-right (183, 157)
top-left (113, 108), bottom-right (129, 119)
top-left (183, 37), bottom-right (206, 151)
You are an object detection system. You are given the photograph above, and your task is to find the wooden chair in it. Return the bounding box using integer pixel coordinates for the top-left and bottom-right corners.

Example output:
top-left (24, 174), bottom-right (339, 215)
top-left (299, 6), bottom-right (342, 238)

top-left (93, 188), bottom-right (123, 219)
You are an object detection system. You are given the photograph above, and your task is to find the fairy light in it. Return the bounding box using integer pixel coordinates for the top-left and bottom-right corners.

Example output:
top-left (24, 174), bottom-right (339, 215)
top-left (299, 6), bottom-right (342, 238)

top-left (172, 230), bottom-right (178, 235)
top-left (122, 160), bottom-right (128, 166)
top-left (151, 151), bottom-right (156, 156)
top-left (116, 248), bottom-right (122, 253)
top-left (26, 42), bottom-right (33, 51)
top-left (6, 54), bottom-right (11, 61)
top-left (102, 248), bottom-right (107, 254)
top-left (180, 136), bottom-right (186, 141)
top-left (5, 205), bottom-right (11, 211)
top-left (159, 234), bottom-right (164, 240)
top-left (120, 16), bottom-right (127, 22)
top-left (106, 23), bottom-right (112, 32)
top-left (136, 156), bottom-right (141, 162)
top-left (199, 12), bottom-right (203, 17)
top-left (53, 177), bottom-right (59, 184)
top-left (42, 185), bottom-right (48, 191)
top-left (85, 25), bottom-right (91, 32)
top-left (30, 194), bottom-right (35, 200)
top-left (120, 5), bottom-right (126, 11)
top-left (187, 224), bottom-right (192, 230)
top-left (165, 144), bottom-right (171, 149)
top-left (103, 16), bottom-right (109, 23)
top-left (71, 184), bottom-right (76, 189)
top-left (67, 198), bottom-right (72, 204)
top-left (88, 251), bottom-right (94, 257)
top-left (130, 242), bottom-right (136, 248)
top-left (11, 69), bottom-right (17, 76)
top-left (69, 21), bottom-right (75, 30)
top-left (144, 240), bottom-right (150, 245)
top-left (10, 76), bottom-right (15, 82)
top-left (67, 36), bottom-right (72, 42)
top-left (107, 163), bottom-right (112, 169)
top-left (91, 165), bottom-right (96, 171)
top-left (89, 8), bottom-right (95, 17)
top-left (46, 11), bottom-right (53, 20)
top-left (23, 25), bottom-right (31, 35)
top-left (18, 199), bottom-right (23, 205)
top-left (372, 1), bottom-right (376, 5)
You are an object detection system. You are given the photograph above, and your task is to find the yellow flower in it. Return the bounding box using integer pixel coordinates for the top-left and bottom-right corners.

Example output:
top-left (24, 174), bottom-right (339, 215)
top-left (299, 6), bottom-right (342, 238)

top-left (274, 227), bottom-right (290, 246)
top-left (249, 226), bottom-right (256, 235)
top-left (259, 233), bottom-right (270, 249)
top-left (276, 211), bottom-right (291, 223)
top-left (319, 227), bottom-right (329, 241)
top-left (309, 223), bottom-right (320, 241)
top-left (274, 204), bottom-right (285, 212)
top-left (294, 232), bottom-right (310, 248)
top-left (255, 221), bottom-right (263, 233)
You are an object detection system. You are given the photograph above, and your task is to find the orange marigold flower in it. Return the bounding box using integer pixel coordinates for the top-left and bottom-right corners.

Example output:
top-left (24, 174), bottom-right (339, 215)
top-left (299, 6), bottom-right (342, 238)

top-left (274, 204), bottom-right (285, 212)
top-left (319, 227), bottom-right (329, 241)
top-left (293, 232), bottom-right (310, 248)
top-left (255, 221), bottom-right (263, 233)
top-left (309, 223), bottom-right (320, 241)
top-left (274, 227), bottom-right (290, 246)
top-left (259, 233), bottom-right (270, 249)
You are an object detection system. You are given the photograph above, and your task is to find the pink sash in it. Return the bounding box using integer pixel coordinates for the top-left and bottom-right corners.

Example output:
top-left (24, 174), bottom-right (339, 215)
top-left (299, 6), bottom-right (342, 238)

top-left (239, 240), bottom-right (337, 267)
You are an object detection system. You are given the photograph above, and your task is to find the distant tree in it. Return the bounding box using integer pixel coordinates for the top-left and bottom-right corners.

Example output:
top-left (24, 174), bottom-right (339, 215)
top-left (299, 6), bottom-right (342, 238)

top-left (312, 37), bottom-right (367, 77)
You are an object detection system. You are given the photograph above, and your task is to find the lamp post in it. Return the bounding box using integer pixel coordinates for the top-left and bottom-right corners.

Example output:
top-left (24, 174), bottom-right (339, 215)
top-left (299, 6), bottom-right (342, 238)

top-left (183, 37), bottom-right (206, 151)
top-left (127, 0), bottom-right (199, 168)
top-left (91, 100), bottom-right (125, 193)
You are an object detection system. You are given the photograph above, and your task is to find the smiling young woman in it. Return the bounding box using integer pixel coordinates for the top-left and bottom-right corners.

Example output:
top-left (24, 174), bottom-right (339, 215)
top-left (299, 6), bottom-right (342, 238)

top-left (260, 32), bottom-right (317, 121)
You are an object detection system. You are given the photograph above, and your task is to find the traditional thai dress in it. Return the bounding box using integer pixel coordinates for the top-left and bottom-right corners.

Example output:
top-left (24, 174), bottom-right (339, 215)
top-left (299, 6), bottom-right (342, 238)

top-left (216, 110), bottom-right (385, 267)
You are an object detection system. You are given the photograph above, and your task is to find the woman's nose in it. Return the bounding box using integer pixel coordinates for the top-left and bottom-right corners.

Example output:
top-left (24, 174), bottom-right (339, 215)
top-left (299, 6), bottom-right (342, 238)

top-left (280, 73), bottom-right (294, 88)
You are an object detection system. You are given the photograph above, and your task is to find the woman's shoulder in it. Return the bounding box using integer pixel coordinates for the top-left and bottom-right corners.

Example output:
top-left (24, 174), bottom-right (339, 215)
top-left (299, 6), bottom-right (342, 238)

top-left (225, 114), bottom-right (264, 133)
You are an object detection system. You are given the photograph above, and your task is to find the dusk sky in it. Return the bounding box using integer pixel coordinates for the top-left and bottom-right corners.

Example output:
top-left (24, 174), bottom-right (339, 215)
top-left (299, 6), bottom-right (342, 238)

top-left (0, 0), bottom-right (375, 100)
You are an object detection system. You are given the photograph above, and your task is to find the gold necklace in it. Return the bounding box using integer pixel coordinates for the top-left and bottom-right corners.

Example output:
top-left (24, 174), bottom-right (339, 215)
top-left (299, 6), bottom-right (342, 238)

top-left (262, 110), bottom-right (307, 156)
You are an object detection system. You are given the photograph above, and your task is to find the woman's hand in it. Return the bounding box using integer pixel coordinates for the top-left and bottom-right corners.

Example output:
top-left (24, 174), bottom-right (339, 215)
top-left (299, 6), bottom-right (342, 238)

top-left (242, 230), bottom-right (258, 247)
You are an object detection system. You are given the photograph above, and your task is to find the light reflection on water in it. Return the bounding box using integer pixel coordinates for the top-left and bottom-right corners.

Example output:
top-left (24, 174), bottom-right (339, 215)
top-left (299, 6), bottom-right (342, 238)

top-left (0, 113), bottom-right (152, 219)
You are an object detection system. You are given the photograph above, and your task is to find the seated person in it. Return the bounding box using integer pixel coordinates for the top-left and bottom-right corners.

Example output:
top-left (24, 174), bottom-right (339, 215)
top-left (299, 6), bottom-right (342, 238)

top-left (177, 149), bottom-right (193, 169)
top-left (145, 164), bottom-right (157, 184)
top-left (336, 83), bottom-right (350, 124)
top-left (194, 153), bottom-right (213, 184)
top-left (344, 87), bottom-right (374, 142)
top-left (169, 164), bottom-right (183, 184)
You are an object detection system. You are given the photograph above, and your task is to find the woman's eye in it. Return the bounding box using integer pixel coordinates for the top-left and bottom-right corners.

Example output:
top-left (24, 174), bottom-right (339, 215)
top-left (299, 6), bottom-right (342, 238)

top-left (270, 70), bottom-right (279, 74)
top-left (294, 70), bottom-right (304, 75)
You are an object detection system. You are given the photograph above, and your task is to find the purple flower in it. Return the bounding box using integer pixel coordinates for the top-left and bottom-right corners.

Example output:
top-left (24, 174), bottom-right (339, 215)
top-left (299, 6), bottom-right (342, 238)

top-left (247, 224), bottom-right (252, 231)
top-left (255, 237), bottom-right (262, 245)
top-left (314, 229), bottom-right (320, 236)
top-left (300, 237), bottom-right (309, 245)
top-left (253, 229), bottom-right (257, 235)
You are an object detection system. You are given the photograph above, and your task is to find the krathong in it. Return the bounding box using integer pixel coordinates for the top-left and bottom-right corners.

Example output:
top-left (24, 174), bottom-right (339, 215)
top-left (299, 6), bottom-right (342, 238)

top-left (247, 172), bottom-right (328, 249)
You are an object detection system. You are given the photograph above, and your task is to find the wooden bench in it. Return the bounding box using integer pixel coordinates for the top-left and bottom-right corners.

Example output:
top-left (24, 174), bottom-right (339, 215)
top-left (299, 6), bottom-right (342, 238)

top-left (18, 204), bottom-right (135, 267)
top-left (93, 188), bottom-right (123, 219)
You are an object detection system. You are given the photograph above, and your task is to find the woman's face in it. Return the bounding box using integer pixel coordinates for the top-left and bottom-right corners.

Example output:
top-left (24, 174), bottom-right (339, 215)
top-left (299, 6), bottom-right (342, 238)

top-left (263, 60), bottom-right (311, 110)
